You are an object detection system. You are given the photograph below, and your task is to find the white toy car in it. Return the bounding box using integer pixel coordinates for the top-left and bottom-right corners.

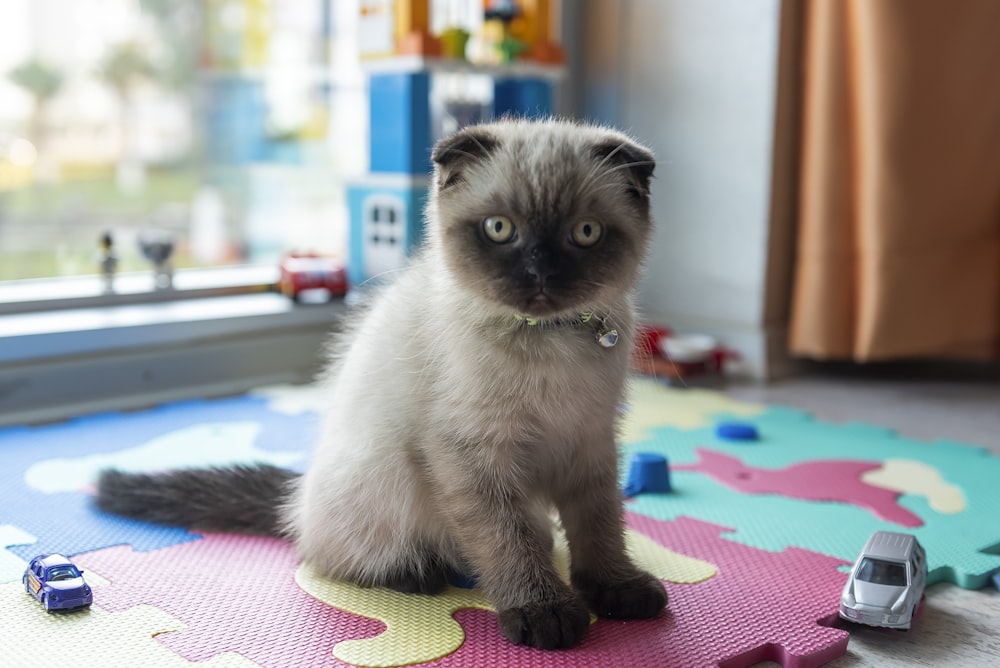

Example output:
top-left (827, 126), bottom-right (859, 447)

top-left (839, 531), bottom-right (927, 630)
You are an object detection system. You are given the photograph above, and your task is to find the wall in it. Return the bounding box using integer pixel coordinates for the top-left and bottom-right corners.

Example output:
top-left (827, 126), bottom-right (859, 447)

top-left (575, 0), bottom-right (800, 378)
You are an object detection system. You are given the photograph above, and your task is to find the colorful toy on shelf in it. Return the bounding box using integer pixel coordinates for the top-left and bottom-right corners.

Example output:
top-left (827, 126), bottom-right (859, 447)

top-left (470, 0), bottom-right (564, 65)
top-left (360, 1), bottom-right (563, 64)
top-left (23, 554), bottom-right (93, 612)
top-left (839, 531), bottom-right (927, 630)
top-left (514, 0), bottom-right (566, 65)
top-left (480, 0), bottom-right (526, 64)
top-left (347, 0), bottom-right (565, 287)
top-left (439, 26), bottom-right (471, 59)
top-left (394, 0), bottom-right (441, 56)
top-left (278, 254), bottom-right (348, 302)
top-left (357, 0), bottom-right (452, 60)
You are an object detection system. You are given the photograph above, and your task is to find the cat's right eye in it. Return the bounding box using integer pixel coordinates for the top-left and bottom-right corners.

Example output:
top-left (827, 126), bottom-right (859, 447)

top-left (482, 216), bottom-right (516, 244)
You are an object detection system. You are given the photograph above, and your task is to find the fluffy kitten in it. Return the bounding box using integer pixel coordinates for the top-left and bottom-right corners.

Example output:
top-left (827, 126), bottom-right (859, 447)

top-left (96, 118), bottom-right (667, 649)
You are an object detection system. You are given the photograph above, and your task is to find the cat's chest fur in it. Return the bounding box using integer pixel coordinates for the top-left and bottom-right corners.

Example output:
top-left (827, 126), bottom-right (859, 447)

top-left (409, 279), bottom-right (632, 456)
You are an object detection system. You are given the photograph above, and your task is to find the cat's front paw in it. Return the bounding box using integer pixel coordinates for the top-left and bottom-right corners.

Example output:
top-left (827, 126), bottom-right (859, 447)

top-left (497, 595), bottom-right (590, 649)
top-left (573, 570), bottom-right (667, 619)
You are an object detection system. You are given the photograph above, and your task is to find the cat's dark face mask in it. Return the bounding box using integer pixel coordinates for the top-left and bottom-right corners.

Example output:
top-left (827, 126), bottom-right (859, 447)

top-left (431, 124), bottom-right (655, 320)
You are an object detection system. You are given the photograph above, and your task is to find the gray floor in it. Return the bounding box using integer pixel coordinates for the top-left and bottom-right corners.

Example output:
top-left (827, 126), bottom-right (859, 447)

top-left (722, 365), bottom-right (1000, 667)
top-left (727, 365), bottom-right (1000, 451)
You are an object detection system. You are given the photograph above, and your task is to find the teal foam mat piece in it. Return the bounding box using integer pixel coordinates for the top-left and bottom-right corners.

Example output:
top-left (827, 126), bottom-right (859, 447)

top-left (625, 406), bottom-right (1000, 589)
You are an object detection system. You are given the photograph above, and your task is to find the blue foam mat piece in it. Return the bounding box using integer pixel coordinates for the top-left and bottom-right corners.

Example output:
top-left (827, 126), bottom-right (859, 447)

top-left (0, 396), bottom-right (315, 561)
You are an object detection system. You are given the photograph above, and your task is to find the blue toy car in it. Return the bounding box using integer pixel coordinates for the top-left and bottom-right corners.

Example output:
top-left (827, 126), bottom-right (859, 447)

top-left (23, 554), bottom-right (93, 612)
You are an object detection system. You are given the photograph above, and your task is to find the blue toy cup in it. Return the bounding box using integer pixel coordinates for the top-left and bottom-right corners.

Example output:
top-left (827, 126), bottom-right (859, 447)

top-left (624, 452), bottom-right (671, 497)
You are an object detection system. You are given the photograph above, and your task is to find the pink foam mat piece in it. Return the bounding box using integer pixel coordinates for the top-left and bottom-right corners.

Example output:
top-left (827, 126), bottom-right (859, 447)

top-left (626, 514), bottom-right (850, 667)
top-left (672, 448), bottom-right (924, 528)
top-left (74, 514), bottom-right (850, 668)
top-left (74, 534), bottom-right (385, 667)
top-left (411, 515), bottom-right (848, 668)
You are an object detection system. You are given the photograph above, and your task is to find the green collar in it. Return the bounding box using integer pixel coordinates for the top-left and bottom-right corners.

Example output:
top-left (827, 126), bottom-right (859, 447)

top-left (513, 310), bottom-right (620, 348)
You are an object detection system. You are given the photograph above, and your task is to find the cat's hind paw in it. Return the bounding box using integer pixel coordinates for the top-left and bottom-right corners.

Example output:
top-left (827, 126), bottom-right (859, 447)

top-left (497, 595), bottom-right (590, 649)
top-left (573, 570), bottom-right (667, 619)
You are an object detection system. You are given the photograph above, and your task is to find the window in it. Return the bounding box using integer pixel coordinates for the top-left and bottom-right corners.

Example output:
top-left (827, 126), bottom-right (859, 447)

top-left (362, 195), bottom-right (406, 278)
top-left (856, 558), bottom-right (908, 587)
top-left (0, 0), bottom-right (365, 286)
top-left (0, 0), bottom-right (568, 424)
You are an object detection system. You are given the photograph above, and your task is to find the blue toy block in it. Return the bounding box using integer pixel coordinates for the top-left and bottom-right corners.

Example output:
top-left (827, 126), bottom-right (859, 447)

top-left (347, 175), bottom-right (429, 286)
top-left (369, 72), bottom-right (433, 174)
top-left (493, 77), bottom-right (553, 119)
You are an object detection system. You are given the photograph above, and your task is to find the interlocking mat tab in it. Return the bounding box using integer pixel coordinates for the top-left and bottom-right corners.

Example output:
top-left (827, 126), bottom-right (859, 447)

top-left (2, 380), bottom-right (998, 667)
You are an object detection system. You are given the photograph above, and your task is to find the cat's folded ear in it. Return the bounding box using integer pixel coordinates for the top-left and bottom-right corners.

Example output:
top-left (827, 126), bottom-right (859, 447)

top-left (591, 137), bottom-right (656, 200)
top-left (431, 127), bottom-right (498, 190)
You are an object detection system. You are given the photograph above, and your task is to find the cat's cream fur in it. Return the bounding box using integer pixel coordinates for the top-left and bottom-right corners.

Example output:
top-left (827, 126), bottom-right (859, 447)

top-left (96, 118), bottom-right (667, 649)
top-left (287, 119), bottom-right (665, 647)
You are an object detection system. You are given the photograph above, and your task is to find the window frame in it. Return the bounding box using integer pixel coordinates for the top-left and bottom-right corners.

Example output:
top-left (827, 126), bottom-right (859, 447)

top-left (0, 266), bottom-right (345, 427)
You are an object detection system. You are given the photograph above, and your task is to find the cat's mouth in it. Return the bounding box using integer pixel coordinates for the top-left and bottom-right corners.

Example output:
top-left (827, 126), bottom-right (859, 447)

top-left (501, 277), bottom-right (587, 319)
top-left (517, 290), bottom-right (571, 318)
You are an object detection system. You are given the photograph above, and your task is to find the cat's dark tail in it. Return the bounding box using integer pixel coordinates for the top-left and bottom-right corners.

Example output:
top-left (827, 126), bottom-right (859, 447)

top-left (94, 464), bottom-right (300, 537)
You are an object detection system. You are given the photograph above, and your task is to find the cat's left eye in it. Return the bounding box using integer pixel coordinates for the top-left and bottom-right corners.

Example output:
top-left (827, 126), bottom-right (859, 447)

top-left (570, 221), bottom-right (603, 247)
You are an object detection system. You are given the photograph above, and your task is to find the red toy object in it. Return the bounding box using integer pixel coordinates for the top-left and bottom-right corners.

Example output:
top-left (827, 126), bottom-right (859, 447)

top-left (278, 254), bottom-right (348, 302)
top-left (635, 324), bottom-right (672, 358)
top-left (632, 325), bottom-right (738, 380)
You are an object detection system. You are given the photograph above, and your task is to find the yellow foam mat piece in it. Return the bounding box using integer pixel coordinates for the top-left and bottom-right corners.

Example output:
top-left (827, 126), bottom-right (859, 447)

top-left (862, 458), bottom-right (966, 514)
top-left (622, 378), bottom-right (764, 442)
top-left (1, 574), bottom-right (259, 667)
top-left (297, 562), bottom-right (492, 667)
top-left (625, 527), bottom-right (717, 584)
top-left (297, 525), bottom-right (717, 667)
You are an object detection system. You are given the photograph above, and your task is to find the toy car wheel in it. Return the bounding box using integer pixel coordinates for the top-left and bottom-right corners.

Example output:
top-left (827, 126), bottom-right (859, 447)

top-left (42, 594), bottom-right (50, 611)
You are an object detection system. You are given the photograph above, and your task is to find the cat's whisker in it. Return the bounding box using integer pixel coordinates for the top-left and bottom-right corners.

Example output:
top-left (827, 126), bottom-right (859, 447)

top-left (601, 159), bottom-right (657, 176)
top-left (356, 263), bottom-right (427, 289)
top-left (573, 140), bottom-right (634, 197)
top-left (438, 147), bottom-right (484, 162)
top-left (467, 133), bottom-right (493, 159)
top-left (578, 160), bottom-right (657, 198)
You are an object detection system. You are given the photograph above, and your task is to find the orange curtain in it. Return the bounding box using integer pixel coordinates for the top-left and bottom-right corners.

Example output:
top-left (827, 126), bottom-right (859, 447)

top-left (789, 0), bottom-right (1000, 361)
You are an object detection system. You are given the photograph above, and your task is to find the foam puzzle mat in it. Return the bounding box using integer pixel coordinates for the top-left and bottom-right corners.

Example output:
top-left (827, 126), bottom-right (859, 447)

top-left (1, 379), bottom-right (998, 667)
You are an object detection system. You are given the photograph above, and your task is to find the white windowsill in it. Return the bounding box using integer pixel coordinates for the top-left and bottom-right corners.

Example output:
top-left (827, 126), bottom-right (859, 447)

top-left (0, 292), bottom-right (342, 364)
top-left (0, 272), bottom-right (346, 426)
top-left (0, 265), bottom-right (279, 315)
